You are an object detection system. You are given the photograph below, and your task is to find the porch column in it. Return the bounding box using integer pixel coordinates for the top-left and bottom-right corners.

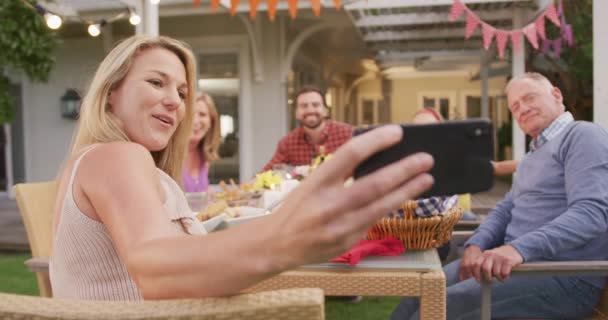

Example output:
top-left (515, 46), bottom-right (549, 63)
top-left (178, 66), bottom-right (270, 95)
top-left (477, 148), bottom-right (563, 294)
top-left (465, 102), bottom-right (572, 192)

top-left (143, 0), bottom-right (159, 36)
top-left (249, 18), bottom-right (288, 173)
top-left (594, 0), bottom-right (608, 127)
top-left (133, 0), bottom-right (144, 35)
top-left (511, 7), bottom-right (526, 161)
top-left (480, 54), bottom-right (490, 119)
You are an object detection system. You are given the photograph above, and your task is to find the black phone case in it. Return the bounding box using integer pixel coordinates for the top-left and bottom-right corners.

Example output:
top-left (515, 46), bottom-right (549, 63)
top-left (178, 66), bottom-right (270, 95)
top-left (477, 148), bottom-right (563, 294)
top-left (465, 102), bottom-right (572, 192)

top-left (354, 119), bottom-right (494, 197)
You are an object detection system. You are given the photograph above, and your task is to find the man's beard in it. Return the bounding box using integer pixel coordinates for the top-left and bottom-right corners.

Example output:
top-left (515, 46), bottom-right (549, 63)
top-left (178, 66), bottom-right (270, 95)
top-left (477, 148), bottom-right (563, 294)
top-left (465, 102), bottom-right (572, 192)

top-left (299, 115), bottom-right (323, 129)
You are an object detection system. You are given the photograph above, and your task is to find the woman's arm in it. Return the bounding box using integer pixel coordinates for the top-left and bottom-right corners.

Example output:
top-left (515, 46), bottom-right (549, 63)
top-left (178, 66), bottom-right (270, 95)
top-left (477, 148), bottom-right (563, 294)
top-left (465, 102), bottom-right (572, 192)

top-left (79, 126), bottom-right (434, 299)
top-left (492, 160), bottom-right (518, 176)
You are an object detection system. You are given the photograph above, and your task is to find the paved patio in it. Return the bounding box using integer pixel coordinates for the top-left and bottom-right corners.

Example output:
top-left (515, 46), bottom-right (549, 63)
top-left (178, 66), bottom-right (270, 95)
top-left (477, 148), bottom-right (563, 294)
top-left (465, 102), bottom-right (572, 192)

top-left (0, 195), bottom-right (28, 251)
top-left (0, 179), bottom-right (511, 252)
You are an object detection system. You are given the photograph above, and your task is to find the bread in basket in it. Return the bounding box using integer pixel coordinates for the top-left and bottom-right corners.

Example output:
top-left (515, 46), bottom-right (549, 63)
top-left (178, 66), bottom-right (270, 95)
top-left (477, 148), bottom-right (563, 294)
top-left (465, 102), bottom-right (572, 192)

top-left (367, 199), bottom-right (463, 250)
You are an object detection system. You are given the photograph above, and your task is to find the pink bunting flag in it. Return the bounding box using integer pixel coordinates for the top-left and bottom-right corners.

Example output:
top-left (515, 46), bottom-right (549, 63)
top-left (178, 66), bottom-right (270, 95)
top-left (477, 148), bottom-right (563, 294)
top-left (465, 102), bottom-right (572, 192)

top-left (553, 38), bottom-right (562, 58)
top-left (563, 24), bottom-right (574, 46)
top-left (511, 31), bottom-right (522, 54)
top-left (482, 23), bottom-right (495, 50)
top-left (535, 15), bottom-right (546, 40)
top-left (541, 39), bottom-right (551, 55)
top-left (496, 30), bottom-right (509, 58)
top-left (545, 2), bottom-right (560, 27)
top-left (449, 0), bottom-right (466, 22)
top-left (465, 10), bottom-right (480, 39)
top-left (523, 24), bottom-right (539, 49)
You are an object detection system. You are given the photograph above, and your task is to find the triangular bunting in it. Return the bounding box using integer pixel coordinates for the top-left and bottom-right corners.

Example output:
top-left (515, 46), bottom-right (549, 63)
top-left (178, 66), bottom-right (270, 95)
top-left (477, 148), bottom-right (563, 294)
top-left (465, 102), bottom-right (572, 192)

top-left (523, 24), bottom-right (539, 49)
top-left (511, 31), bottom-right (522, 54)
top-left (449, 0), bottom-right (466, 22)
top-left (334, 0), bottom-right (341, 11)
top-left (553, 38), bottom-right (562, 58)
top-left (545, 2), bottom-right (560, 27)
top-left (481, 23), bottom-right (495, 50)
top-left (310, 0), bottom-right (321, 17)
top-left (229, 0), bottom-right (239, 16)
top-left (249, 0), bottom-right (261, 18)
top-left (267, 0), bottom-right (279, 21)
top-left (563, 24), bottom-right (574, 46)
top-left (535, 15), bottom-right (546, 40)
top-left (496, 30), bottom-right (509, 58)
top-left (211, 0), bottom-right (220, 11)
top-left (287, 0), bottom-right (298, 19)
top-left (193, 0), bottom-right (200, 7)
top-left (465, 10), bottom-right (480, 39)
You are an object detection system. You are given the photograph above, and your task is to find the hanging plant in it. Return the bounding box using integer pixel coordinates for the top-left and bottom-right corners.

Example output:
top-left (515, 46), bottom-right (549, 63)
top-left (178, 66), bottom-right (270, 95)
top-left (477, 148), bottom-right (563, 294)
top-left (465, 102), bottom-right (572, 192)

top-left (0, 0), bottom-right (58, 123)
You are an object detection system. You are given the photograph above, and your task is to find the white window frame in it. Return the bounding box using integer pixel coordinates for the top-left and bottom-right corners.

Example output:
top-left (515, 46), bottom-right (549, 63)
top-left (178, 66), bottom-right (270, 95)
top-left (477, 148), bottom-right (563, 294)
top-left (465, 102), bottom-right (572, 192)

top-left (417, 91), bottom-right (457, 119)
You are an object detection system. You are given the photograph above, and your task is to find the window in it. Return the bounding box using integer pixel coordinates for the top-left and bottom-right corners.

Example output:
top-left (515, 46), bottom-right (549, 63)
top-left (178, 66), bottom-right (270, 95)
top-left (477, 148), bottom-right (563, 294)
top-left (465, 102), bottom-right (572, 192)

top-left (419, 92), bottom-right (455, 120)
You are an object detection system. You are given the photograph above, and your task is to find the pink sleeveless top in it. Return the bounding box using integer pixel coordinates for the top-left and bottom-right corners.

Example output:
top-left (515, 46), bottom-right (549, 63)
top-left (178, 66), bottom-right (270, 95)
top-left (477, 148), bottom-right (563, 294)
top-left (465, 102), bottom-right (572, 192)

top-left (50, 145), bottom-right (206, 300)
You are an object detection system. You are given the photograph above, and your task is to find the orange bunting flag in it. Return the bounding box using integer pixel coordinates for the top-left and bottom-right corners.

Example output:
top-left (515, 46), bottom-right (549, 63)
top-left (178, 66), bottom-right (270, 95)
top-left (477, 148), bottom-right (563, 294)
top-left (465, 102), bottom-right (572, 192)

top-left (267, 0), bottom-right (280, 21)
top-left (193, 0), bottom-right (200, 7)
top-left (249, 0), bottom-right (262, 18)
top-left (333, 0), bottom-right (341, 10)
top-left (229, 0), bottom-right (240, 16)
top-left (310, 0), bottom-right (321, 17)
top-left (210, 0), bottom-right (220, 11)
top-left (310, 0), bottom-right (321, 16)
top-left (287, 0), bottom-right (299, 19)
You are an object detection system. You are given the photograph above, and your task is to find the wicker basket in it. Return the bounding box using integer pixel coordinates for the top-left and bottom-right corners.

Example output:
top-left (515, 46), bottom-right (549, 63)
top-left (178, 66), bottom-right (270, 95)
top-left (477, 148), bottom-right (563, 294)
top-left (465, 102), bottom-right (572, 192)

top-left (367, 200), bottom-right (463, 250)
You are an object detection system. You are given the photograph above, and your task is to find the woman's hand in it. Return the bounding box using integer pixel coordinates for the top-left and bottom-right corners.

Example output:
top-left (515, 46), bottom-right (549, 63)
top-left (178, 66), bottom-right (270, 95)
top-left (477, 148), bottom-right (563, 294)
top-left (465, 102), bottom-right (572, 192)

top-left (264, 125), bottom-right (434, 269)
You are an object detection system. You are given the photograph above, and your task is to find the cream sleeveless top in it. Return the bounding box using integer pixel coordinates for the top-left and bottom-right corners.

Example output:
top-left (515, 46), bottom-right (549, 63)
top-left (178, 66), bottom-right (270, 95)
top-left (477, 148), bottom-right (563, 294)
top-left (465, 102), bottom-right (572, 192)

top-left (50, 145), bottom-right (206, 300)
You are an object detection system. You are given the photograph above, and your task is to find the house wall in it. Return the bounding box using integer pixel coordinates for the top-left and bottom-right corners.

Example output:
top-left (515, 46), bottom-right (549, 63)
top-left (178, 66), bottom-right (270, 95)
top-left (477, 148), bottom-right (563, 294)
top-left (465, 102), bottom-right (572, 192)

top-left (390, 75), bottom-right (508, 123)
top-left (22, 38), bottom-right (105, 182)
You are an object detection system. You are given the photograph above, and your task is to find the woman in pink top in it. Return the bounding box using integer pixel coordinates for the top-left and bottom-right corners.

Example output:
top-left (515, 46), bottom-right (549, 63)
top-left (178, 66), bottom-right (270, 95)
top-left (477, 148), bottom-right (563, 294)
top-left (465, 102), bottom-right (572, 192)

top-left (182, 92), bottom-right (220, 192)
top-left (51, 34), bottom-right (435, 300)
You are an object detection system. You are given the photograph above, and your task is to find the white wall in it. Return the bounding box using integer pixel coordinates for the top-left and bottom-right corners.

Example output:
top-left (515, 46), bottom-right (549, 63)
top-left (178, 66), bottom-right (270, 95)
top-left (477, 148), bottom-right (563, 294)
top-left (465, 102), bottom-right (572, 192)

top-left (23, 38), bottom-right (105, 181)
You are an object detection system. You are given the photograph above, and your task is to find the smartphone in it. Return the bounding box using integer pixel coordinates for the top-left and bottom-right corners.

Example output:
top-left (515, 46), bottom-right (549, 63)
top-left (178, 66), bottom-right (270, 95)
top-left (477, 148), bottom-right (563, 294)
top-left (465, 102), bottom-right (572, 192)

top-left (353, 119), bottom-right (494, 197)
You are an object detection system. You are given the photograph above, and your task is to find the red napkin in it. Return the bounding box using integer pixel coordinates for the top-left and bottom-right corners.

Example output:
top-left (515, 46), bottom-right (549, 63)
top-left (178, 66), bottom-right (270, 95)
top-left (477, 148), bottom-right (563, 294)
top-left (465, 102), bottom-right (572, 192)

top-left (330, 237), bottom-right (405, 266)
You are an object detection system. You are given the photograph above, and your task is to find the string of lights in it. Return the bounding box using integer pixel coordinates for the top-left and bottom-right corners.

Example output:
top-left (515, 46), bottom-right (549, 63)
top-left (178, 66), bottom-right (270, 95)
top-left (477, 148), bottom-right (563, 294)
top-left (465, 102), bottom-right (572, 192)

top-left (20, 0), bottom-right (149, 37)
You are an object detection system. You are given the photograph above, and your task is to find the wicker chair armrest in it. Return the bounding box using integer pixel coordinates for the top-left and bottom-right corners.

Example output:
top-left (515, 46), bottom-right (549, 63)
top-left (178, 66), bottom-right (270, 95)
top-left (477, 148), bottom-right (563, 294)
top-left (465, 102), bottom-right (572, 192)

top-left (25, 257), bottom-right (49, 273)
top-left (0, 288), bottom-right (325, 320)
top-left (512, 261), bottom-right (608, 277)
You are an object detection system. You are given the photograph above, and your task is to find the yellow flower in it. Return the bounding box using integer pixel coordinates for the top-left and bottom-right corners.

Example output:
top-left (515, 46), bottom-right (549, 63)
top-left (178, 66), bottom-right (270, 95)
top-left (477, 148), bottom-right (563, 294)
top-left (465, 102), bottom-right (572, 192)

top-left (254, 170), bottom-right (283, 190)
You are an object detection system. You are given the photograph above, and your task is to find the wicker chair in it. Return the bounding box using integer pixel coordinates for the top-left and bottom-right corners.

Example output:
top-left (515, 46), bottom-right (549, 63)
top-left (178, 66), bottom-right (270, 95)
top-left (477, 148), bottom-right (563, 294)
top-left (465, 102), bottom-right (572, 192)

top-left (455, 222), bottom-right (608, 319)
top-left (0, 288), bottom-right (325, 320)
top-left (11, 181), bottom-right (324, 320)
top-left (13, 181), bottom-right (58, 297)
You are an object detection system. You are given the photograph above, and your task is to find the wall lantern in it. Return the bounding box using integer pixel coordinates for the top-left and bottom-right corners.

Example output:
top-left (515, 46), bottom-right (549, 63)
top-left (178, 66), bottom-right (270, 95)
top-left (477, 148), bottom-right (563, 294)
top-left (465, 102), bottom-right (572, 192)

top-left (60, 89), bottom-right (81, 120)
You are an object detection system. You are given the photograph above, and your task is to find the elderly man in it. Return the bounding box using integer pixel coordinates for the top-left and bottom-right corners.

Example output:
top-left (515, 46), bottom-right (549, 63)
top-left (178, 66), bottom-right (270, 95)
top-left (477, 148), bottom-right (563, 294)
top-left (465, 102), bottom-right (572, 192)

top-left (262, 85), bottom-right (353, 172)
top-left (392, 72), bottom-right (608, 319)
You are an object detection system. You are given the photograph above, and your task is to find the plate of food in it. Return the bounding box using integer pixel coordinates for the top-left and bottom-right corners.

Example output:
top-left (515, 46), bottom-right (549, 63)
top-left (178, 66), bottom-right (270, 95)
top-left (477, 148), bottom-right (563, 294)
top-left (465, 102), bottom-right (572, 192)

top-left (215, 206), bottom-right (267, 231)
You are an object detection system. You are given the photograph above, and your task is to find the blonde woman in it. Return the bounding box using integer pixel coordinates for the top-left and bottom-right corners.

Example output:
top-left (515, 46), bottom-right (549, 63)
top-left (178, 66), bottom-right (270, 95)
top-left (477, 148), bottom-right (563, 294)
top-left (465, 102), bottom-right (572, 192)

top-left (183, 92), bottom-right (220, 192)
top-left (50, 35), bottom-right (434, 301)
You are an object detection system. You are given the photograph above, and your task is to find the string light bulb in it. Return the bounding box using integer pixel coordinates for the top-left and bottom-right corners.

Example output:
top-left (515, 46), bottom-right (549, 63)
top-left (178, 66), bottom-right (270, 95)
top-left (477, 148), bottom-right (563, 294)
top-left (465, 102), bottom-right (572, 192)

top-left (150, 0), bottom-right (160, 4)
top-left (129, 12), bottom-right (141, 25)
top-left (88, 23), bottom-right (101, 37)
top-left (44, 13), bottom-right (62, 30)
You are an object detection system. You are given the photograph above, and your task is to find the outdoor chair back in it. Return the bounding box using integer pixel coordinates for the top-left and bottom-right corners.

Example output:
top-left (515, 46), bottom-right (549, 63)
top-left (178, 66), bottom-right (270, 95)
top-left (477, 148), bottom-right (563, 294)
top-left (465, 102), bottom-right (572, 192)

top-left (13, 181), bottom-right (58, 297)
top-left (0, 288), bottom-right (325, 320)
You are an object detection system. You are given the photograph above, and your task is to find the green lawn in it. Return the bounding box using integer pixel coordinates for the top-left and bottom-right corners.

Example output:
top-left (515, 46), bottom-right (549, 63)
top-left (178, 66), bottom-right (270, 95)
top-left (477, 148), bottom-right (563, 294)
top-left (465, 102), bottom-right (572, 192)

top-left (0, 252), bottom-right (38, 296)
top-left (0, 252), bottom-right (399, 319)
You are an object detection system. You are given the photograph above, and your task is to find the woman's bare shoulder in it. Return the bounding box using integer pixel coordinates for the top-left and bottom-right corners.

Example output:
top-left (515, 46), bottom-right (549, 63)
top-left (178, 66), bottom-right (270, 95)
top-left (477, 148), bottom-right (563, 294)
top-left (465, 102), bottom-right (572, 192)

top-left (77, 142), bottom-right (158, 184)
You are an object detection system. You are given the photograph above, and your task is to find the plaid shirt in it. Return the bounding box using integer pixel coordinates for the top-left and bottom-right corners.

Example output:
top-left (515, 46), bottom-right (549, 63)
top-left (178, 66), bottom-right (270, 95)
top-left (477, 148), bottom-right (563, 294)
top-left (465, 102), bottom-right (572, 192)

top-left (530, 112), bottom-right (574, 151)
top-left (262, 120), bottom-right (353, 172)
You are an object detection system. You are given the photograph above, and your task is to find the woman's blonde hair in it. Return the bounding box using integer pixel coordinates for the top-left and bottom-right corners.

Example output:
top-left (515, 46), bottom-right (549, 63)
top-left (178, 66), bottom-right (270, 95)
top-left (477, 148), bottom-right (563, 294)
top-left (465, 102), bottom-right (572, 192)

top-left (195, 92), bottom-right (221, 162)
top-left (69, 35), bottom-right (197, 182)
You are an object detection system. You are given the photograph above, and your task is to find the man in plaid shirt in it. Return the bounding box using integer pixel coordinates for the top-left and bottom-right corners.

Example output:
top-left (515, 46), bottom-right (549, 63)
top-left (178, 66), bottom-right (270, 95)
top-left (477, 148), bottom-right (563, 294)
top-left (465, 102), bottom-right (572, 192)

top-left (262, 85), bottom-right (353, 172)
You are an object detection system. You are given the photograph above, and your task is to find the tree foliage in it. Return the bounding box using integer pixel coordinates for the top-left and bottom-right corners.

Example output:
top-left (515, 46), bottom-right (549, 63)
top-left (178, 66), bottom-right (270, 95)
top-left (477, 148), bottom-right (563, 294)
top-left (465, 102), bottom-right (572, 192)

top-left (529, 0), bottom-right (593, 120)
top-left (0, 0), bottom-right (58, 123)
